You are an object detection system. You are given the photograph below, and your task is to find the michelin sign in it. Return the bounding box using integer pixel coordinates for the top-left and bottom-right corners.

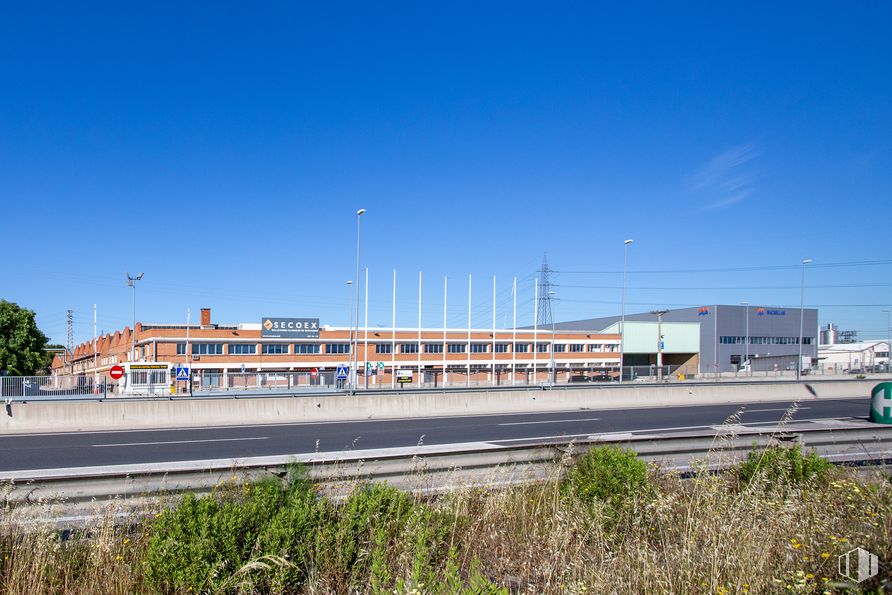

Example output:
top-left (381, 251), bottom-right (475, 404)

top-left (262, 317), bottom-right (320, 339)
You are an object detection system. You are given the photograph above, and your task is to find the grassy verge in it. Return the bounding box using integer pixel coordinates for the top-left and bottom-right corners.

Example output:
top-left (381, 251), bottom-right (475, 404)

top-left (1, 445), bottom-right (890, 593)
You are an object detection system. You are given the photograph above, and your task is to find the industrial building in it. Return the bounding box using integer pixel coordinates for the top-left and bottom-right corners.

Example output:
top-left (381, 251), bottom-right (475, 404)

top-left (53, 308), bottom-right (622, 389)
top-left (553, 305), bottom-right (818, 374)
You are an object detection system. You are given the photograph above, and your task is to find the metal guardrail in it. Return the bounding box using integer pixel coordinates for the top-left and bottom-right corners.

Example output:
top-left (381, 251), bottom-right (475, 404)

top-left (3, 423), bottom-right (890, 506)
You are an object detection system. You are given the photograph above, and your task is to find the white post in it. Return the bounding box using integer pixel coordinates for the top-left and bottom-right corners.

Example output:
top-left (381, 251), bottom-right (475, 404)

top-left (418, 271), bottom-right (422, 384)
top-left (93, 304), bottom-right (97, 378)
top-left (467, 273), bottom-right (472, 386)
top-left (512, 276), bottom-right (517, 385)
top-left (714, 304), bottom-right (719, 378)
top-left (533, 278), bottom-right (539, 384)
top-left (364, 267), bottom-right (369, 389)
top-left (797, 259), bottom-right (812, 381)
top-left (391, 269), bottom-right (396, 389)
top-left (743, 302), bottom-right (750, 376)
top-left (492, 275), bottom-right (497, 386)
top-left (186, 308), bottom-right (191, 367)
top-left (352, 210), bottom-right (365, 391)
top-left (443, 276), bottom-right (448, 385)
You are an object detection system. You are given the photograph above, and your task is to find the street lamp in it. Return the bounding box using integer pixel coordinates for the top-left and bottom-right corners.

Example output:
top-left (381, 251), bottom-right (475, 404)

top-left (619, 239), bottom-right (633, 383)
top-left (352, 209), bottom-right (366, 390)
top-left (126, 272), bottom-right (144, 362)
top-left (740, 301), bottom-right (750, 376)
top-left (883, 309), bottom-right (891, 373)
top-left (650, 309), bottom-right (669, 381)
top-left (797, 259), bottom-right (812, 381)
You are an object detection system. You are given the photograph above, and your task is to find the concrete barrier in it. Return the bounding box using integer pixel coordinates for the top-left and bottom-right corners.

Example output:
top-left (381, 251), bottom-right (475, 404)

top-left (0, 379), bottom-right (874, 435)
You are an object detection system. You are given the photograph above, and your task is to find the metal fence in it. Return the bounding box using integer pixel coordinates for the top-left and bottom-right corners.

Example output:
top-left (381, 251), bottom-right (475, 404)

top-left (1, 375), bottom-right (116, 399)
top-left (179, 371), bottom-right (334, 393)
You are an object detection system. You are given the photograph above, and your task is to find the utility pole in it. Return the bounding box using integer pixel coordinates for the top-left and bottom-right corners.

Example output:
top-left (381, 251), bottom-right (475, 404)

top-left (883, 309), bottom-right (891, 373)
top-left (620, 240), bottom-right (633, 383)
top-left (537, 255), bottom-right (555, 384)
top-left (126, 272), bottom-right (144, 363)
top-left (66, 309), bottom-right (73, 377)
top-left (651, 310), bottom-right (669, 381)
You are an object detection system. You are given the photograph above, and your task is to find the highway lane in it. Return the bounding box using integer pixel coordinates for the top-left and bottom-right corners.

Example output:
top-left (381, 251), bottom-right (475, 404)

top-left (0, 398), bottom-right (871, 472)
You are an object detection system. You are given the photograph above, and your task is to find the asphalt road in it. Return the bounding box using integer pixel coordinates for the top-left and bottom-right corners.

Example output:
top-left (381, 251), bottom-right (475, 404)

top-left (0, 398), bottom-right (871, 472)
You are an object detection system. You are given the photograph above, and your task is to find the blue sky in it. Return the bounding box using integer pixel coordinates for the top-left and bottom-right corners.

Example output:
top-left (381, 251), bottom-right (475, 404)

top-left (1, 2), bottom-right (891, 345)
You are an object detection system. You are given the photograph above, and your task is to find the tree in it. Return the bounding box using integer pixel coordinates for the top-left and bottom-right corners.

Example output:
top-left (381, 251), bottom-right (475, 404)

top-left (0, 300), bottom-right (51, 375)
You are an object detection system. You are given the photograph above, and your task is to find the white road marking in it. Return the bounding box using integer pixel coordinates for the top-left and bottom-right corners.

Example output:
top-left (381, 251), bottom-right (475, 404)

top-left (2, 397), bottom-right (867, 439)
top-left (93, 437), bottom-right (269, 448)
top-left (745, 406), bottom-right (812, 413)
top-left (498, 417), bottom-right (601, 426)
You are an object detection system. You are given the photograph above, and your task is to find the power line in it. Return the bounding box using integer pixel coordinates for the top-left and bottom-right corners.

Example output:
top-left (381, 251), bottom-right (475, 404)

top-left (558, 282), bottom-right (892, 290)
top-left (556, 258), bottom-right (892, 275)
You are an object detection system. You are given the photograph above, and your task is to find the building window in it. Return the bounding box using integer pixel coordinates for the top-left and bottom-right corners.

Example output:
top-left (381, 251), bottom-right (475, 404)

top-left (375, 343), bottom-right (393, 354)
top-left (424, 343), bottom-right (444, 354)
top-left (553, 344), bottom-right (566, 353)
top-left (326, 343), bottom-right (350, 354)
top-left (294, 343), bottom-right (321, 354)
top-left (192, 343), bottom-right (223, 355)
top-left (588, 344), bottom-right (602, 352)
top-left (494, 343), bottom-right (509, 353)
top-left (569, 344), bottom-right (584, 353)
top-left (448, 343), bottom-right (466, 353)
top-left (470, 343), bottom-right (488, 353)
top-left (536, 343), bottom-right (549, 353)
top-left (176, 343), bottom-right (186, 355)
top-left (229, 344), bottom-right (257, 355)
top-left (400, 343), bottom-right (419, 354)
top-left (262, 344), bottom-right (288, 355)
top-left (514, 343), bottom-right (529, 353)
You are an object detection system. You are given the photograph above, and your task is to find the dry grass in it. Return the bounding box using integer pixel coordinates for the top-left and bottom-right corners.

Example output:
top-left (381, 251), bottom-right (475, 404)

top-left (1, 453), bottom-right (890, 594)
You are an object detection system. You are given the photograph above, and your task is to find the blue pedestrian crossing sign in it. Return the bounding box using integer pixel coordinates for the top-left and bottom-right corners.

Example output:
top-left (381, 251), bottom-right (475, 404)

top-left (336, 365), bottom-right (349, 380)
top-left (175, 366), bottom-right (190, 381)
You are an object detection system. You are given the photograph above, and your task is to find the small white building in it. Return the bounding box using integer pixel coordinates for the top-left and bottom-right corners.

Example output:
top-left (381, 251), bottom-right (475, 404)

top-left (818, 341), bottom-right (889, 373)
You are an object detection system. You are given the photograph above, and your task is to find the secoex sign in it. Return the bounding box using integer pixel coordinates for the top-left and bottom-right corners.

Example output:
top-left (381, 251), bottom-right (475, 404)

top-left (261, 317), bottom-right (320, 339)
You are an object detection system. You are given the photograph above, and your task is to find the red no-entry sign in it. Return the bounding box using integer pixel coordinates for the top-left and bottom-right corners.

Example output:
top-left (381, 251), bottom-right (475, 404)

top-left (109, 365), bottom-right (125, 380)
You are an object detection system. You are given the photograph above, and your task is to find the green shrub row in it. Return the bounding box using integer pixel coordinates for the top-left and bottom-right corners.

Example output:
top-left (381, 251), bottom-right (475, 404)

top-left (144, 444), bottom-right (831, 592)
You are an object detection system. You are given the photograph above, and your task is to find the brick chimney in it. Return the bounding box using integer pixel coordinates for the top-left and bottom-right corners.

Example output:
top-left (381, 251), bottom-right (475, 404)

top-left (200, 308), bottom-right (212, 327)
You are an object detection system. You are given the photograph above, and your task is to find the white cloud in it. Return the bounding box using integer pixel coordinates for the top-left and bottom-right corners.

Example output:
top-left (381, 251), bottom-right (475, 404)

top-left (688, 143), bottom-right (758, 212)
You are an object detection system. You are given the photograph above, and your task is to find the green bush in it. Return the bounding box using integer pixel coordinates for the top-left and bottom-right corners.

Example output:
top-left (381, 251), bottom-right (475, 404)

top-left (316, 482), bottom-right (446, 591)
top-left (738, 444), bottom-right (832, 489)
top-left (144, 478), bottom-right (289, 592)
top-left (567, 445), bottom-right (649, 515)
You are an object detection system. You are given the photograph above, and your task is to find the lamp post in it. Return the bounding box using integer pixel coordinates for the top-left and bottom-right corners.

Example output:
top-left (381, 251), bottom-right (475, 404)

top-left (126, 272), bottom-right (144, 362)
top-left (797, 259), bottom-right (812, 381)
top-left (352, 209), bottom-right (366, 391)
top-left (619, 239), bottom-right (633, 383)
top-left (651, 309), bottom-right (668, 381)
top-left (883, 309), bottom-right (891, 373)
top-left (740, 301), bottom-right (750, 376)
